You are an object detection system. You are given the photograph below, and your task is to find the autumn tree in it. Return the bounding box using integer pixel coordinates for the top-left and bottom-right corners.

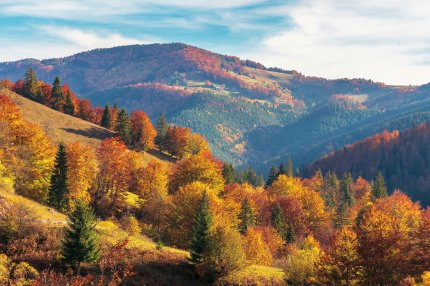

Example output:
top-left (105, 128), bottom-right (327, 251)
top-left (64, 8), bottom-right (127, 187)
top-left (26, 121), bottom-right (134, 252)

top-left (242, 228), bottom-right (273, 266)
top-left (130, 110), bottom-right (156, 151)
top-left (190, 191), bottom-right (212, 263)
top-left (115, 109), bottom-right (132, 146)
top-left (164, 126), bottom-right (191, 158)
top-left (372, 171), bottom-right (388, 199)
top-left (238, 198), bottom-right (255, 234)
top-left (0, 159), bottom-right (14, 192)
top-left (63, 89), bottom-right (76, 115)
top-left (101, 104), bottom-right (111, 129)
top-left (51, 76), bottom-right (64, 111)
top-left (77, 99), bottom-right (94, 121)
top-left (154, 113), bottom-right (168, 149)
top-left (49, 143), bottom-right (69, 211)
top-left (62, 200), bottom-right (100, 274)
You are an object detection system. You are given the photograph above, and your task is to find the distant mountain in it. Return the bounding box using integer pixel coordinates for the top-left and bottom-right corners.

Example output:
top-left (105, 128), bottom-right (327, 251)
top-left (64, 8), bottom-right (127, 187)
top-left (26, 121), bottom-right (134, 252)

top-left (304, 123), bottom-right (430, 205)
top-left (1, 43), bottom-right (430, 169)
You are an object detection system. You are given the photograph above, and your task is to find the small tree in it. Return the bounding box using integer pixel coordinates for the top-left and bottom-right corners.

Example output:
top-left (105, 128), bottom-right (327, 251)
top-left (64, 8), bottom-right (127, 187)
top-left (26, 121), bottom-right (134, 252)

top-left (51, 76), bottom-right (64, 111)
top-left (63, 90), bottom-right (75, 115)
top-left (62, 200), bottom-right (100, 274)
top-left (101, 104), bottom-right (111, 129)
top-left (49, 143), bottom-right (69, 211)
top-left (238, 198), bottom-right (255, 234)
top-left (372, 171), bottom-right (388, 199)
top-left (115, 109), bottom-right (132, 146)
top-left (271, 203), bottom-right (288, 241)
top-left (23, 68), bottom-right (38, 100)
top-left (286, 158), bottom-right (294, 177)
top-left (266, 165), bottom-right (280, 188)
top-left (190, 191), bottom-right (212, 263)
top-left (154, 113), bottom-right (168, 149)
top-left (222, 162), bottom-right (236, 185)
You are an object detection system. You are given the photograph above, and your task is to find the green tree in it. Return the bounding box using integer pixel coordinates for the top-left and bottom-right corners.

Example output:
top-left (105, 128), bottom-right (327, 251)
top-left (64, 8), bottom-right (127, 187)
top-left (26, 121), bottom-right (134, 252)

top-left (286, 223), bottom-right (296, 244)
top-left (101, 104), bottom-right (111, 129)
top-left (271, 203), bottom-right (288, 241)
top-left (48, 143), bottom-right (69, 211)
top-left (266, 165), bottom-right (280, 188)
top-left (115, 109), bottom-right (132, 146)
top-left (61, 200), bottom-right (100, 274)
top-left (335, 173), bottom-right (355, 229)
top-left (190, 191), bottom-right (212, 263)
top-left (35, 87), bottom-right (44, 103)
top-left (51, 76), bottom-right (64, 110)
top-left (286, 158), bottom-right (294, 177)
top-left (372, 171), bottom-right (388, 199)
top-left (323, 172), bottom-right (339, 209)
top-left (154, 113), bottom-right (168, 149)
top-left (63, 90), bottom-right (75, 115)
top-left (279, 162), bottom-right (287, 175)
top-left (222, 162), bottom-right (236, 185)
top-left (238, 198), bottom-right (255, 234)
top-left (23, 68), bottom-right (38, 100)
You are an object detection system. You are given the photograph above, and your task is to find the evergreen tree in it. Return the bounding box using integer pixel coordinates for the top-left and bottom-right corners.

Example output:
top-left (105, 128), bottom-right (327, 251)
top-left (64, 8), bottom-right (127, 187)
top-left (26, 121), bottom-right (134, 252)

top-left (63, 90), bottom-right (75, 115)
top-left (101, 104), bottom-right (111, 129)
top-left (286, 223), bottom-right (296, 243)
top-left (238, 198), bottom-right (255, 234)
top-left (51, 76), bottom-right (64, 110)
top-left (279, 162), bottom-right (287, 175)
top-left (23, 68), bottom-right (38, 100)
top-left (49, 143), bottom-right (69, 211)
top-left (61, 200), bottom-right (100, 274)
top-left (266, 165), bottom-right (280, 188)
top-left (339, 172), bottom-right (355, 208)
top-left (239, 168), bottom-right (263, 187)
top-left (271, 203), bottom-right (288, 241)
top-left (372, 171), bottom-right (388, 199)
top-left (190, 191), bottom-right (212, 263)
top-left (115, 109), bottom-right (132, 146)
top-left (154, 113), bottom-right (168, 149)
top-left (323, 172), bottom-right (339, 208)
top-left (222, 162), bottom-right (236, 185)
top-left (286, 158), bottom-right (294, 177)
top-left (35, 87), bottom-right (45, 103)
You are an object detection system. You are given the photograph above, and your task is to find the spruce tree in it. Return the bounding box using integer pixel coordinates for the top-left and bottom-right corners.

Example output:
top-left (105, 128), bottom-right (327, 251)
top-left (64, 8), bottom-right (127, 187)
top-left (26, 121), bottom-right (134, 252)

top-left (51, 76), bottom-right (64, 110)
top-left (115, 109), bottom-right (132, 146)
top-left (339, 172), bottom-right (355, 208)
top-left (190, 191), bottom-right (212, 263)
top-left (154, 113), bottom-right (168, 149)
top-left (101, 104), bottom-right (111, 129)
top-left (61, 200), bottom-right (100, 274)
top-left (36, 87), bottom-right (45, 103)
top-left (271, 203), bottom-right (288, 241)
top-left (266, 165), bottom-right (280, 188)
top-left (222, 163), bottom-right (236, 185)
top-left (279, 163), bottom-right (287, 175)
top-left (63, 90), bottom-right (75, 115)
top-left (372, 171), bottom-right (388, 199)
top-left (238, 198), bottom-right (255, 234)
top-left (23, 68), bottom-right (38, 100)
top-left (286, 223), bottom-right (296, 243)
top-left (286, 158), bottom-right (294, 177)
top-left (49, 143), bottom-right (69, 211)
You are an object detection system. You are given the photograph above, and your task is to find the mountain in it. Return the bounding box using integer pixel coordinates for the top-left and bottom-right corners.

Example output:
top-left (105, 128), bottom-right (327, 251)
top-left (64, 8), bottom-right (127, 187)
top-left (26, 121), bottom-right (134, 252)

top-left (304, 122), bottom-right (430, 205)
top-left (1, 43), bottom-right (430, 169)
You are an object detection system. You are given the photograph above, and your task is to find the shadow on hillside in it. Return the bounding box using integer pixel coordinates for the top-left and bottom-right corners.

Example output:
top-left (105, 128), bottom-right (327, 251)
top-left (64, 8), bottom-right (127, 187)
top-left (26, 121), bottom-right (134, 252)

top-left (62, 127), bottom-right (114, 141)
top-left (147, 149), bottom-right (177, 163)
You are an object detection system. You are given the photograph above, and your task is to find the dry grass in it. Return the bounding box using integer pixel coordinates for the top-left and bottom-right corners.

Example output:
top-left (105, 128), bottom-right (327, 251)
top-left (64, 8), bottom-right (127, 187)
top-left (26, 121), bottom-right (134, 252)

top-left (217, 265), bottom-right (285, 286)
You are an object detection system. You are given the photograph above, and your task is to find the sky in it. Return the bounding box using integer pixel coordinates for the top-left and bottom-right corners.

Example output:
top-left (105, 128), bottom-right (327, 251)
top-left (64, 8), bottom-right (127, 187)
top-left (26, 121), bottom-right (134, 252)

top-left (0, 0), bottom-right (429, 85)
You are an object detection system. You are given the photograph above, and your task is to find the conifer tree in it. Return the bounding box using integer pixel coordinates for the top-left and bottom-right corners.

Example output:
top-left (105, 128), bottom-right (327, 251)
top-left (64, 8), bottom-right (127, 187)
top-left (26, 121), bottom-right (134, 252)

top-left (49, 143), bottom-right (69, 211)
top-left (286, 223), bottom-right (296, 243)
top-left (190, 191), bottom-right (212, 263)
top-left (51, 76), bottom-right (64, 110)
top-left (286, 158), bottom-right (294, 177)
top-left (279, 162), bottom-right (287, 175)
top-left (35, 87), bottom-right (44, 103)
top-left (222, 163), bottom-right (236, 185)
top-left (372, 171), bottom-right (388, 199)
top-left (154, 113), bottom-right (168, 149)
top-left (23, 68), bottom-right (38, 100)
top-left (271, 203), bottom-right (288, 241)
top-left (115, 109), bottom-right (132, 146)
top-left (238, 198), bottom-right (255, 234)
top-left (63, 90), bottom-right (75, 115)
top-left (266, 165), bottom-right (280, 188)
top-left (61, 200), bottom-right (100, 274)
top-left (101, 104), bottom-right (111, 129)
top-left (323, 172), bottom-right (339, 208)
top-left (335, 173), bottom-right (355, 229)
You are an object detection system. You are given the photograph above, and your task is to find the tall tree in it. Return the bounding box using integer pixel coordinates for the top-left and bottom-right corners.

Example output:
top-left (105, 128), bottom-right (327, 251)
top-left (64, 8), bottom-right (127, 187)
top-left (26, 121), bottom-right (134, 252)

top-left (190, 191), bottom-right (212, 263)
top-left (51, 76), bottom-right (64, 111)
top-left (279, 162), bottom-right (287, 175)
top-left (222, 163), bottom-right (236, 185)
top-left (154, 113), bottom-right (168, 149)
top-left (23, 68), bottom-right (38, 100)
top-left (101, 104), bottom-right (111, 129)
top-left (335, 173), bottom-right (355, 229)
top-left (49, 143), bottom-right (69, 211)
top-left (372, 171), bottom-right (388, 199)
top-left (266, 165), bottom-right (280, 188)
top-left (286, 158), bottom-right (294, 177)
top-left (63, 90), bottom-right (75, 115)
top-left (286, 223), bottom-right (296, 244)
top-left (271, 203), bottom-right (288, 241)
top-left (61, 200), bottom-right (100, 274)
top-left (130, 110), bottom-right (156, 151)
top-left (115, 109), bottom-right (132, 146)
top-left (238, 198), bottom-right (255, 234)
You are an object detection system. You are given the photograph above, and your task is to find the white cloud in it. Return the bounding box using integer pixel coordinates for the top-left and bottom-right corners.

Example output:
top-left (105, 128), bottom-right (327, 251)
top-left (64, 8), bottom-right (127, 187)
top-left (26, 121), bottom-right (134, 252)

top-left (251, 0), bottom-right (430, 85)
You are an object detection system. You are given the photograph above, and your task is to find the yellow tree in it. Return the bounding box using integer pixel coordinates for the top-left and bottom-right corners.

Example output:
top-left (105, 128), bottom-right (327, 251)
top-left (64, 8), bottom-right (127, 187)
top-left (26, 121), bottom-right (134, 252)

top-left (188, 133), bottom-right (211, 155)
top-left (242, 227), bottom-right (273, 266)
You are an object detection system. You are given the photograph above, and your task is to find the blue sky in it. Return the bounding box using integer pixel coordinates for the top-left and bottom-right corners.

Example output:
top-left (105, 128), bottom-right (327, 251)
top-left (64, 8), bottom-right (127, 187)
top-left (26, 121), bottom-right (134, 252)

top-left (0, 0), bottom-right (429, 85)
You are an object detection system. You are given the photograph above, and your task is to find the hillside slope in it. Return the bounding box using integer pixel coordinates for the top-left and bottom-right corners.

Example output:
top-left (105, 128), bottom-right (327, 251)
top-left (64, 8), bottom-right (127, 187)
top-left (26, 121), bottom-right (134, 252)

top-left (305, 123), bottom-right (430, 205)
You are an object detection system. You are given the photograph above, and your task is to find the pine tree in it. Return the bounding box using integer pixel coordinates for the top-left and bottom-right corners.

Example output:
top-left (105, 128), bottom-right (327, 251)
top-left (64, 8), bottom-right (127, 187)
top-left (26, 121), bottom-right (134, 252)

top-left (279, 162), bottom-right (287, 175)
top-left (286, 223), bottom-right (296, 243)
top-left (266, 165), bottom-right (280, 188)
top-left (61, 200), bottom-right (100, 274)
top-left (35, 87), bottom-right (45, 103)
top-left (115, 109), bottom-right (132, 146)
top-left (63, 90), bottom-right (75, 115)
top-left (271, 203), bottom-right (288, 241)
top-left (49, 143), bottom-right (69, 211)
top-left (323, 172), bottom-right (339, 208)
top-left (51, 76), bottom-right (64, 111)
top-left (222, 163), bottom-right (236, 185)
top-left (238, 198), bottom-right (255, 234)
top-left (372, 171), bottom-right (388, 199)
top-left (154, 113), bottom-right (168, 149)
top-left (286, 158), bottom-right (294, 177)
top-left (23, 68), bottom-right (38, 100)
top-left (335, 173), bottom-right (355, 229)
top-left (190, 191), bottom-right (212, 263)
top-left (101, 104), bottom-right (111, 129)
